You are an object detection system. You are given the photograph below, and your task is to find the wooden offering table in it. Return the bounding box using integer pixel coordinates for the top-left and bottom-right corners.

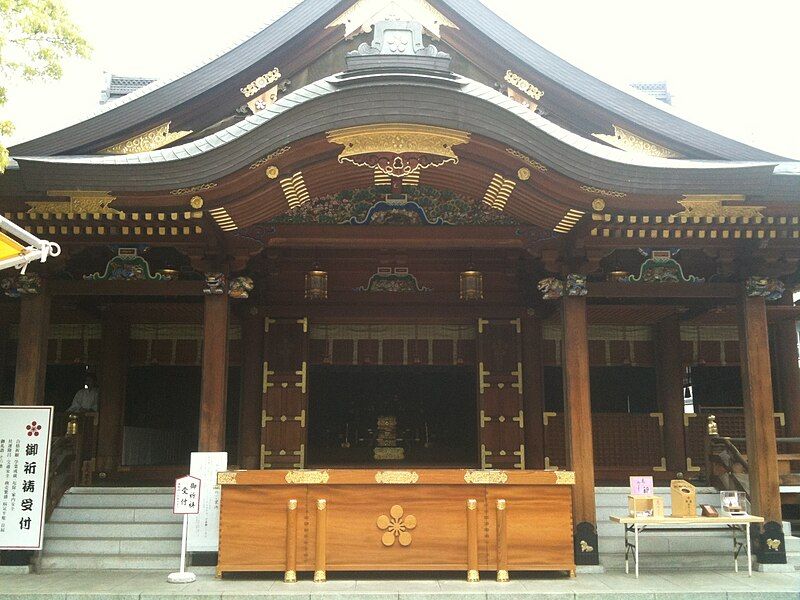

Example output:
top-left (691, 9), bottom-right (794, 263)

top-left (216, 468), bottom-right (576, 581)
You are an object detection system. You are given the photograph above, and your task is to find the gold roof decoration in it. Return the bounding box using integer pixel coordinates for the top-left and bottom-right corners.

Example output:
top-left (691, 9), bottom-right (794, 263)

top-left (326, 124), bottom-right (470, 178)
top-left (504, 70), bottom-right (544, 109)
top-left (505, 148), bottom-right (548, 173)
top-left (673, 195), bottom-right (766, 219)
top-left (593, 125), bottom-right (682, 159)
top-left (327, 0), bottom-right (458, 39)
top-left (27, 191), bottom-right (120, 216)
top-left (100, 122), bottom-right (192, 155)
top-left (240, 67), bottom-right (281, 98)
top-left (580, 185), bottom-right (626, 198)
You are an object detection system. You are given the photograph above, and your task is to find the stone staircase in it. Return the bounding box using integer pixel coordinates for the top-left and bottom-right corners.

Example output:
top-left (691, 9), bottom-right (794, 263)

top-left (596, 486), bottom-right (800, 571)
top-left (39, 487), bottom-right (182, 570)
top-left (39, 485), bottom-right (800, 572)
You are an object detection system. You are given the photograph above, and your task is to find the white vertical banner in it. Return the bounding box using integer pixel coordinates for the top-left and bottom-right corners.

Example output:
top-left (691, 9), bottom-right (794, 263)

top-left (0, 406), bottom-right (53, 550)
top-left (187, 451), bottom-right (227, 552)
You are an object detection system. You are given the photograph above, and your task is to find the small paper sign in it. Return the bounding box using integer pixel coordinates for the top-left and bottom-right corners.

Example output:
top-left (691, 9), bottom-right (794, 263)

top-left (173, 475), bottom-right (201, 515)
top-left (629, 476), bottom-right (653, 495)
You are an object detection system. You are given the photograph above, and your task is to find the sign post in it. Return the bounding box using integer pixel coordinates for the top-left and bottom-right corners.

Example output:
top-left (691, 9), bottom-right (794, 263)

top-left (187, 452), bottom-right (227, 552)
top-left (168, 475), bottom-right (200, 584)
top-left (0, 406), bottom-right (53, 551)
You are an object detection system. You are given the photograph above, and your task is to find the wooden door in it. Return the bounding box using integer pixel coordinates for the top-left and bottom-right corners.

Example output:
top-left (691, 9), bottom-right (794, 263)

top-left (477, 318), bottom-right (525, 469)
top-left (260, 317), bottom-right (309, 469)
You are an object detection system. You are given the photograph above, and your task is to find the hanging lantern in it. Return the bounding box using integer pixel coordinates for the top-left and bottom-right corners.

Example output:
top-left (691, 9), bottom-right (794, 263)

top-left (459, 268), bottom-right (483, 301)
top-left (305, 266), bottom-right (328, 300)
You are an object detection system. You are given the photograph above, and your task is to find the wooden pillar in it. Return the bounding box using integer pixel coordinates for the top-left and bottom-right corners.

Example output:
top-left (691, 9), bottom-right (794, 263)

top-left (238, 308), bottom-right (264, 469)
top-left (773, 297), bottom-right (800, 448)
top-left (738, 292), bottom-right (785, 564)
top-left (13, 291), bottom-right (50, 406)
top-left (655, 316), bottom-right (686, 473)
top-left (522, 311), bottom-right (545, 469)
top-left (199, 293), bottom-right (229, 452)
top-left (561, 295), bottom-right (598, 565)
top-left (96, 311), bottom-right (129, 473)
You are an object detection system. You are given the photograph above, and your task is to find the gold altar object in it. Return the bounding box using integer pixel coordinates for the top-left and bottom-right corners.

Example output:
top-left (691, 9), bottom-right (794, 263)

top-left (216, 469), bottom-right (575, 580)
top-left (628, 495), bottom-right (664, 519)
top-left (374, 415), bottom-right (404, 460)
top-left (670, 480), bottom-right (697, 518)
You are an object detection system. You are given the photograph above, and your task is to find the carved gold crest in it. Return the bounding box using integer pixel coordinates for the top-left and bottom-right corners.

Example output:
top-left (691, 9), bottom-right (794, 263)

top-left (375, 471), bottom-right (419, 484)
top-left (284, 470), bottom-right (330, 484)
top-left (464, 470), bottom-right (508, 484)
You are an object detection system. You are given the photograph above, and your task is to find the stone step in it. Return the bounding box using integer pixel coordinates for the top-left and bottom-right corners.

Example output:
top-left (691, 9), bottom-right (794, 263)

top-left (43, 537), bottom-right (182, 555)
top-left (44, 521), bottom-right (182, 539)
top-left (39, 553), bottom-right (179, 571)
top-left (595, 486), bottom-right (718, 494)
top-left (599, 551), bottom-right (754, 571)
top-left (66, 487), bottom-right (173, 494)
top-left (49, 507), bottom-right (181, 523)
top-left (59, 492), bottom-right (174, 508)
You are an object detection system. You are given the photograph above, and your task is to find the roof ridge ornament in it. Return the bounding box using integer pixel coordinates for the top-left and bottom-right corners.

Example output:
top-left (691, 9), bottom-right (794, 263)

top-left (328, 0), bottom-right (458, 39)
top-left (592, 125), bottom-right (682, 159)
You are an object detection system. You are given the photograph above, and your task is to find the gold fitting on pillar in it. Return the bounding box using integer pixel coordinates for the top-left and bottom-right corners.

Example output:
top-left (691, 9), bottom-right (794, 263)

top-left (497, 569), bottom-right (509, 582)
top-left (66, 414), bottom-right (78, 436)
top-left (317, 498), bottom-right (327, 510)
top-left (496, 499), bottom-right (506, 511)
top-left (467, 498), bottom-right (477, 510)
top-left (288, 499), bottom-right (298, 510)
top-left (284, 570), bottom-right (297, 583)
top-left (467, 569), bottom-right (480, 582)
top-left (314, 570), bottom-right (326, 583)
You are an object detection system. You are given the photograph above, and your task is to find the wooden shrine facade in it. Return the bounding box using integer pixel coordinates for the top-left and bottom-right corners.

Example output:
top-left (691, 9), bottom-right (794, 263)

top-left (1, 1), bottom-right (799, 567)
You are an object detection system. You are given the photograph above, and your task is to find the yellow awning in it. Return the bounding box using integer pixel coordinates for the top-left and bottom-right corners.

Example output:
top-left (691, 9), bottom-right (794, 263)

top-left (0, 231), bottom-right (24, 262)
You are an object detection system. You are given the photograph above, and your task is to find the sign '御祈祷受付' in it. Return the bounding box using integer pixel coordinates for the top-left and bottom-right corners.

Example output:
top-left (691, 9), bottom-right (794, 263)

top-left (0, 406), bottom-right (53, 550)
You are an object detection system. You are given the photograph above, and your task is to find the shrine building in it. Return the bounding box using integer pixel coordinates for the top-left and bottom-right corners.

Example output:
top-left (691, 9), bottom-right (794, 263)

top-left (1, 0), bottom-right (799, 575)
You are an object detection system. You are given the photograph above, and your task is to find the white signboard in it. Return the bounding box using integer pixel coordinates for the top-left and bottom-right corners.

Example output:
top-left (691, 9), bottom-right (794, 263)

top-left (0, 406), bottom-right (53, 550)
top-left (173, 475), bottom-right (201, 515)
top-left (187, 451), bottom-right (227, 552)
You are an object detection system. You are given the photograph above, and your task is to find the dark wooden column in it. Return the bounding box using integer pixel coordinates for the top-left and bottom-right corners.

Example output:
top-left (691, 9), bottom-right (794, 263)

top-left (522, 310), bottom-right (545, 469)
top-left (238, 308), bottom-right (265, 469)
top-left (96, 311), bottom-right (129, 473)
top-left (199, 293), bottom-right (230, 452)
top-left (561, 295), bottom-right (598, 565)
top-left (654, 316), bottom-right (686, 473)
top-left (13, 291), bottom-right (51, 406)
top-left (738, 292), bottom-right (785, 564)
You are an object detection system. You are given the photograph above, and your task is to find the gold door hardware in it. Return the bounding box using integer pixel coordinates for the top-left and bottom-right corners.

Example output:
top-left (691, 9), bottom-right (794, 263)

top-left (649, 412), bottom-right (664, 427)
top-left (263, 362), bottom-right (275, 393)
top-left (297, 317), bottom-right (308, 333)
top-left (480, 410), bottom-right (492, 428)
top-left (262, 410), bottom-right (273, 427)
top-left (478, 362), bottom-right (490, 394)
top-left (513, 444), bottom-right (525, 470)
top-left (294, 409), bottom-right (306, 428)
top-left (653, 457), bottom-right (667, 472)
top-left (480, 444), bottom-right (493, 469)
top-left (295, 361), bottom-right (307, 394)
top-left (477, 318), bottom-right (489, 334)
top-left (543, 411), bottom-right (557, 426)
top-left (293, 444), bottom-right (305, 468)
top-left (265, 317), bottom-right (276, 332)
top-left (510, 318), bottom-right (521, 334)
top-left (511, 362), bottom-right (523, 394)
top-left (512, 410), bottom-right (524, 429)
top-left (260, 444), bottom-right (273, 469)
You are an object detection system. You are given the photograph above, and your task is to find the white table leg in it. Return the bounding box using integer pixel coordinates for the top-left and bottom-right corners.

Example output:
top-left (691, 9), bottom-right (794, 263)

top-left (733, 525), bottom-right (738, 573)
top-left (634, 524), bottom-right (639, 579)
top-left (746, 523), bottom-right (752, 577)
top-left (624, 525), bottom-right (629, 574)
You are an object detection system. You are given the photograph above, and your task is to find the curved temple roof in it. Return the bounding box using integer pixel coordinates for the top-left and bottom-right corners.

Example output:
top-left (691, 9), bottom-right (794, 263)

top-left (6, 0), bottom-right (791, 163)
top-left (7, 70), bottom-right (796, 200)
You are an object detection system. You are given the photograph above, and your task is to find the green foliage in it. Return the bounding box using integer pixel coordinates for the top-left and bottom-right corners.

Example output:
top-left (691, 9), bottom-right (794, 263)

top-left (0, 0), bottom-right (90, 172)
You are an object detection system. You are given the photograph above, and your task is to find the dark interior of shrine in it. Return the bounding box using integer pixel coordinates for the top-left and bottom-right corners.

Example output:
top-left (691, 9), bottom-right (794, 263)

top-left (306, 365), bottom-right (478, 467)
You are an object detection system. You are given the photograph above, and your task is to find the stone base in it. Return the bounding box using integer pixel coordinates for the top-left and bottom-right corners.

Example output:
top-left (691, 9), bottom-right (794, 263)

top-left (0, 565), bottom-right (32, 574)
top-left (756, 562), bottom-right (795, 573)
top-left (576, 564), bottom-right (605, 574)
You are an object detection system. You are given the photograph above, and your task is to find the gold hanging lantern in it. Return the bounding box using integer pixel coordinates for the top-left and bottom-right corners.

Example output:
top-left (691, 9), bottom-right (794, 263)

top-left (459, 268), bottom-right (483, 301)
top-left (305, 266), bottom-right (328, 300)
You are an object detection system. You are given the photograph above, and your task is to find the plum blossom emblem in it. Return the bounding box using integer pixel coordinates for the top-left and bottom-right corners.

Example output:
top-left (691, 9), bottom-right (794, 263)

top-left (376, 504), bottom-right (416, 547)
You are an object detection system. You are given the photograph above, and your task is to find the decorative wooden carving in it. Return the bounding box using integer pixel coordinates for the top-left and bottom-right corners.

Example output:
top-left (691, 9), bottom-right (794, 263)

top-left (100, 122), bottom-right (191, 154)
top-left (673, 195), bottom-right (764, 219)
top-left (554, 471), bottom-right (576, 485)
top-left (28, 191), bottom-right (119, 215)
top-left (374, 471), bottom-right (419, 484)
top-left (376, 504), bottom-right (416, 547)
top-left (327, 0), bottom-right (458, 39)
top-left (463, 470), bottom-right (508, 484)
top-left (285, 470), bottom-right (330, 484)
top-left (240, 67), bottom-right (281, 98)
top-left (593, 125), bottom-right (682, 159)
top-left (216, 471), bottom-right (238, 485)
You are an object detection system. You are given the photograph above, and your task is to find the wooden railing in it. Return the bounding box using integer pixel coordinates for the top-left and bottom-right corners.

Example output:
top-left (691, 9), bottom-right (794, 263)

top-left (45, 412), bottom-right (98, 519)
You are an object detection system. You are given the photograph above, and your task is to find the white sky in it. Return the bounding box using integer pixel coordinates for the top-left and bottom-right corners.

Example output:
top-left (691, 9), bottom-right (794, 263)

top-left (3, 0), bottom-right (800, 160)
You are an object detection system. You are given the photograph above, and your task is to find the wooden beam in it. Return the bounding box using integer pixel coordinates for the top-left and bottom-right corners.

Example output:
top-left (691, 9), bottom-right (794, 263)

top-left (96, 312), bottom-right (129, 473)
top-left (13, 291), bottom-right (50, 406)
top-left (199, 293), bottom-right (229, 452)
top-left (50, 280), bottom-right (205, 297)
top-left (738, 293), bottom-right (785, 564)
top-left (588, 282), bottom-right (738, 299)
top-left (561, 295), bottom-right (598, 565)
top-left (654, 317), bottom-right (686, 472)
top-left (521, 311), bottom-right (545, 469)
top-left (238, 307), bottom-right (264, 469)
